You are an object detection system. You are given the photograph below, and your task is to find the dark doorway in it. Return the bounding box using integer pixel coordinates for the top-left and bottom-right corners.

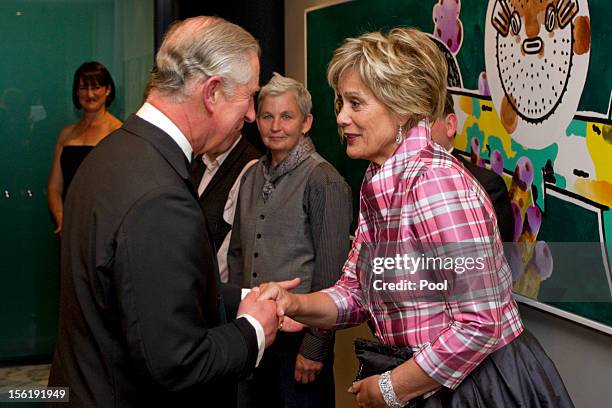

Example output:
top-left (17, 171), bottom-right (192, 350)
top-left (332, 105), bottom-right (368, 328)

top-left (154, 0), bottom-right (285, 152)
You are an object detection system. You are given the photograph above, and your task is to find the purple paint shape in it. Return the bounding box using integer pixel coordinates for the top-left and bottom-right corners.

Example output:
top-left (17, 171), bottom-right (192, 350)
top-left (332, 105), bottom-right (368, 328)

top-left (533, 241), bottom-right (553, 280)
top-left (491, 150), bottom-right (504, 176)
top-left (511, 202), bottom-right (523, 242)
top-left (478, 72), bottom-right (490, 96)
top-left (432, 0), bottom-right (463, 54)
top-left (525, 205), bottom-right (542, 237)
top-left (508, 244), bottom-right (523, 282)
top-left (514, 156), bottom-right (534, 190)
top-left (470, 137), bottom-right (480, 165)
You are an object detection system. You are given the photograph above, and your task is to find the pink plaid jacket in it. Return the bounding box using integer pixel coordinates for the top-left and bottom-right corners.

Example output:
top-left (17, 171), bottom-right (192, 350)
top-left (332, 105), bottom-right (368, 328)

top-left (323, 122), bottom-right (523, 389)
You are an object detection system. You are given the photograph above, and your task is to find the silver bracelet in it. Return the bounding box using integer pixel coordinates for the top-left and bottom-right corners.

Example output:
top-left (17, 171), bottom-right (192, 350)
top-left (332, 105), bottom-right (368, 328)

top-left (378, 370), bottom-right (406, 408)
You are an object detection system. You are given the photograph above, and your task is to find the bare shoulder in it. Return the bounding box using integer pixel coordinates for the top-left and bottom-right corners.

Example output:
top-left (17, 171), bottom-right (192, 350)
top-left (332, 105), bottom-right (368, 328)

top-left (56, 123), bottom-right (77, 146)
top-left (106, 114), bottom-right (122, 132)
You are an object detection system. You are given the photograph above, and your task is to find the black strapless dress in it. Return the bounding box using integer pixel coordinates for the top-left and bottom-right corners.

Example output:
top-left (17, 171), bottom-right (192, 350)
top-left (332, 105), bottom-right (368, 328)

top-left (60, 145), bottom-right (94, 197)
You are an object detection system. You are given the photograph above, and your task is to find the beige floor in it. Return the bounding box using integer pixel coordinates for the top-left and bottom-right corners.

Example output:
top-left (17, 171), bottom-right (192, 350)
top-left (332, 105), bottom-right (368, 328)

top-left (0, 364), bottom-right (50, 393)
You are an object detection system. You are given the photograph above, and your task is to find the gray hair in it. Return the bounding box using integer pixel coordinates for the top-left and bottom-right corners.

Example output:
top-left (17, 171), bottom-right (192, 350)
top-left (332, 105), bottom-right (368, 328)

top-left (327, 27), bottom-right (447, 129)
top-left (257, 73), bottom-right (312, 119)
top-left (148, 16), bottom-right (260, 102)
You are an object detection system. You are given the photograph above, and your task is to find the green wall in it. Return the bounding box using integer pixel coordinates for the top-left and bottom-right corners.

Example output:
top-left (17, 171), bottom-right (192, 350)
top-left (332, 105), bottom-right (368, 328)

top-left (0, 0), bottom-right (153, 361)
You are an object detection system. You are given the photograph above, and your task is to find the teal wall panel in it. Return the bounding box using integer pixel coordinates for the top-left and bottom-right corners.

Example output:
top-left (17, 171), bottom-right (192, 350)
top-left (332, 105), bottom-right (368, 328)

top-left (0, 0), bottom-right (153, 361)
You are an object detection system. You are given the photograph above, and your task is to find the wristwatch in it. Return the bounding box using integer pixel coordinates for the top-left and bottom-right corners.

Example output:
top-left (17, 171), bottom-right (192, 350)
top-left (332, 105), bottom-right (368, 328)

top-left (378, 370), bottom-right (407, 408)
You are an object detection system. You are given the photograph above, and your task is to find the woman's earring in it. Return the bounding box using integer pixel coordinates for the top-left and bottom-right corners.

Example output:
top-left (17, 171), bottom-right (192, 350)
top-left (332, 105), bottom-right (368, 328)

top-left (395, 125), bottom-right (404, 145)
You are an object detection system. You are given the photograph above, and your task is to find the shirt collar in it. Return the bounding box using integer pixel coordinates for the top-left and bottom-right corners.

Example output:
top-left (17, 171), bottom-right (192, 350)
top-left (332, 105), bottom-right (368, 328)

top-left (362, 120), bottom-right (432, 205)
top-left (203, 135), bottom-right (242, 168)
top-left (136, 102), bottom-right (193, 162)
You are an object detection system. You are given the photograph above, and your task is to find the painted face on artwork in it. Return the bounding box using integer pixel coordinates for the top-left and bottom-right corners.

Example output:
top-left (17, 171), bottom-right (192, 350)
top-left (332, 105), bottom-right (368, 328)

top-left (485, 0), bottom-right (590, 148)
top-left (493, 0), bottom-right (582, 123)
top-left (490, 0), bottom-right (590, 130)
top-left (257, 92), bottom-right (312, 166)
top-left (335, 70), bottom-right (402, 166)
top-left (77, 78), bottom-right (110, 113)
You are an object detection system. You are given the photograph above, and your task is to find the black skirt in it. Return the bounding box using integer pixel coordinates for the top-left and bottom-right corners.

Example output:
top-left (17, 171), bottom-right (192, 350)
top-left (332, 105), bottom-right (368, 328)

top-left (417, 329), bottom-right (574, 407)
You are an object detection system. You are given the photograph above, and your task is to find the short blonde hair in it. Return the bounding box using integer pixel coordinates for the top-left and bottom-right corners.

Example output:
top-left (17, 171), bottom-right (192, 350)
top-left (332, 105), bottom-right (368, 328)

top-left (149, 16), bottom-right (260, 102)
top-left (327, 27), bottom-right (447, 128)
top-left (257, 73), bottom-right (312, 119)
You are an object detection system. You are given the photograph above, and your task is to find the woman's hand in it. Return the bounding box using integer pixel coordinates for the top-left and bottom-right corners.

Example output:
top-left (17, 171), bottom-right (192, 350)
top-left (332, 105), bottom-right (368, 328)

top-left (53, 212), bottom-right (62, 235)
top-left (279, 316), bottom-right (305, 332)
top-left (349, 375), bottom-right (386, 408)
top-left (257, 277), bottom-right (300, 317)
top-left (294, 353), bottom-right (322, 384)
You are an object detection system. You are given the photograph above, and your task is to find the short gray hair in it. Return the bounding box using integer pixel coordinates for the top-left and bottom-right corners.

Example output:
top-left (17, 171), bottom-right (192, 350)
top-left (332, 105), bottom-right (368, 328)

top-left (257, 73), bottom-right (312, 119)
top-left (148, 16), bottom-right (260, 102)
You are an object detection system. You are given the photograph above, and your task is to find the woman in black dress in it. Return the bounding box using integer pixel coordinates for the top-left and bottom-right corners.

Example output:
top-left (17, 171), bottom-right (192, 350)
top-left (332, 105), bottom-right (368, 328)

top-left (47, 62), bottom-right (121, 234)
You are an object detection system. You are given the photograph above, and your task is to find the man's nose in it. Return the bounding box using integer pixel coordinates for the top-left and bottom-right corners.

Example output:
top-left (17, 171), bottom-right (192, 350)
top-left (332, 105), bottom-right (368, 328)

top-left (245, 98), bottom-right (256, 123)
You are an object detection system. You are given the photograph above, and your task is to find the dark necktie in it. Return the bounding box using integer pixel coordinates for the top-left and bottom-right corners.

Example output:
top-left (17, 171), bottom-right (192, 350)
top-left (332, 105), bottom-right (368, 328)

top-left (190, 153), bottom-right (206, 188)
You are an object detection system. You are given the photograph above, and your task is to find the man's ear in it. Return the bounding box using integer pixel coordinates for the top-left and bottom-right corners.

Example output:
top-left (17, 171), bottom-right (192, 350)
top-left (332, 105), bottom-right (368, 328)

top-left (445, 113), bottom-right (458, 139)
top-left (201, 76), bottom-right (223, 114)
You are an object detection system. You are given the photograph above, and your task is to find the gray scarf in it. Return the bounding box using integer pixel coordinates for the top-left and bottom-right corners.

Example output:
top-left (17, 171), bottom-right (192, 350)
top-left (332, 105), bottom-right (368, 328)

top-left (261, 137), bottom-right (315, 202)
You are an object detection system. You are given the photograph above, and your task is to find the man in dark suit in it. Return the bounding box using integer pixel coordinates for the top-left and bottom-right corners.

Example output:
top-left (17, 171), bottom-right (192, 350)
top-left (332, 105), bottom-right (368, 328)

top-left (431, 93), bottom-right (514, 242)
top-left (194, 132), bottom-right (260, 282)
top-left (48, 17), bottom-right (289, 407)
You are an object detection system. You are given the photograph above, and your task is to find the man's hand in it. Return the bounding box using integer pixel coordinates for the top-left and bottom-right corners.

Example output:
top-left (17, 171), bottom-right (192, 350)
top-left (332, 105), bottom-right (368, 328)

top-left (349, 375), bottom-right (386, 408)
top-left (294, 353), bottom-right (322, 384)
top-left (237, 290), bottom-right (278, 347)
top-left (257, 278), bottom-right (301, 317)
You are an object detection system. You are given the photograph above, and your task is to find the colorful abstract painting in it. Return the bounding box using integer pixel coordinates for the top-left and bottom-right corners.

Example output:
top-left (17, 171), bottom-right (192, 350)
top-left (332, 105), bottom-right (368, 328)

top-left (306, 0), bottom-right (612, 330)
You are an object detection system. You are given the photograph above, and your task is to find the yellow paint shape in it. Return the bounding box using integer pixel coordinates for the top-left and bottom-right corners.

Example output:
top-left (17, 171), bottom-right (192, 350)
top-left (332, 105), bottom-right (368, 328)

top-left (585, 122), bottom-right (612, 183)
top-left (458, 95), bottom-right (473, 116)
top-left (574, 179), bottom-right (612, 207)
top-left (455, 129), bottom-right (468, 151)
top-left (455, 98), bottom-right (517, 159)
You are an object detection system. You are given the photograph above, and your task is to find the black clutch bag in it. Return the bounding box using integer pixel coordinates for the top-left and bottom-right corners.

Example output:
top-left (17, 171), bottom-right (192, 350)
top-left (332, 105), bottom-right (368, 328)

top-left (354, 338), bottom-right (423, 407)
top-left (354, 338), bottom-right (414, 381)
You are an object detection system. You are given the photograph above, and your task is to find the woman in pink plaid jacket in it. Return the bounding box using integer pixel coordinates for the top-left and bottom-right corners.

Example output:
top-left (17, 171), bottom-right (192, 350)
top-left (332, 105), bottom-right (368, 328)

top-left (259, 27), bottom-right (572, 408)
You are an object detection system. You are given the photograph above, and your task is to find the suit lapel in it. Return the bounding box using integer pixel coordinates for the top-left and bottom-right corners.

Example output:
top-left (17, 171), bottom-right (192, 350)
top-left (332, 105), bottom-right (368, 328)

top-left (121, 115), bottom-right (200, 200)
top-left (122, 115), bottom-right (191, 180)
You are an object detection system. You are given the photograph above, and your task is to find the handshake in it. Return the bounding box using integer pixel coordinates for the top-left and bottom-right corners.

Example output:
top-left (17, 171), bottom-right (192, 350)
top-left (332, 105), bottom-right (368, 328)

top-left (236, 277), bottom-right (303, 348)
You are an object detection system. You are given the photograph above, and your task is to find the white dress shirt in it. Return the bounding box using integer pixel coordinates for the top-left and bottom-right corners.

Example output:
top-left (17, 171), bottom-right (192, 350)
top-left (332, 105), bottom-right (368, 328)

top-left (136, 102), bottom-right (193, 161)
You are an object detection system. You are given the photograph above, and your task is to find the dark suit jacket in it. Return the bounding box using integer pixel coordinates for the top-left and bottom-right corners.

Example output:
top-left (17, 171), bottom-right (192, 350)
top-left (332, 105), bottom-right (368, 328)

top-left (453, 151), bottom-right (514, 242)
top-left (48, 115), bottom-right (257, 407)
top-left (199, 137), bottom-right (260, 251)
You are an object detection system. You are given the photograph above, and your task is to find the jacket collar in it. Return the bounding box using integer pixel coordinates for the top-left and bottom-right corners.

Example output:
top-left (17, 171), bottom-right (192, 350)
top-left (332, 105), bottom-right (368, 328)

top-left (121, 114), bottom-right (191, 181)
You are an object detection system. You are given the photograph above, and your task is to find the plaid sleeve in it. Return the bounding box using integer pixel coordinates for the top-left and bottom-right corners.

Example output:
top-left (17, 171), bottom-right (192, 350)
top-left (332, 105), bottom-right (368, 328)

top-left (322, 215), bottom-right (370, 328)
top-left (408, 167), bottom-right (506, 389)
